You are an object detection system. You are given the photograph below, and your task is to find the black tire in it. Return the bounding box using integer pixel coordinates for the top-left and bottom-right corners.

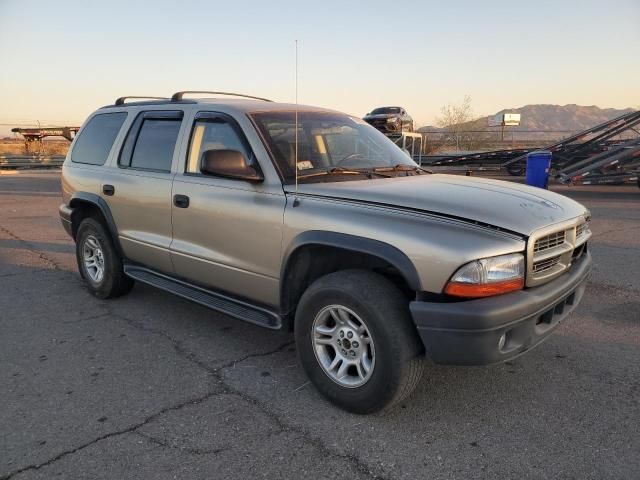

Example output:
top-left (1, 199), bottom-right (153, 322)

top-left (506, 162), bottom-right (525, 176)
top-left (75, 217), bottom-right (133, 299)
top-left (295, 270), bottom-right (425, 414)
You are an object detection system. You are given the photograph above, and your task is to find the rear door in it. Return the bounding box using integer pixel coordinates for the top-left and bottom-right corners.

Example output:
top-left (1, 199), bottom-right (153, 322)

top-left (101, 110), bottom-right (185, 274)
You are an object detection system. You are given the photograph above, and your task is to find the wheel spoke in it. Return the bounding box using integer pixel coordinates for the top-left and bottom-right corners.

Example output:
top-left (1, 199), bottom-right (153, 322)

top-left (328, 355), bottom-right (341, 372)
top-left (362, 352), bottom-right (372, 372)
top-left (329, 308), bottom-right (344, 325)
top-left (336, 359), bottom-right (350, 379)
top-left (315, 336), bottom-right (333, 346)
top-left (85, 237), bottom-right (98, 249)
top-left (315, 324), bottom-right (336, 336)
top-left (337, 309), bottom-right (356, 329)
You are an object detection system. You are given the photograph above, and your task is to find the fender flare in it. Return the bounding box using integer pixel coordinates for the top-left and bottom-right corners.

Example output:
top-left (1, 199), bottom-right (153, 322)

top-left (69, 192), bottom-right (123, 255)
top-left (280, 231), bottom-right (422, 310)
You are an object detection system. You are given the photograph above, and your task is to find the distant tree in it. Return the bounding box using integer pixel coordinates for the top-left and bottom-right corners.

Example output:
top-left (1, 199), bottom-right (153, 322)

top-left (436, 95), bottom-right (476, 150)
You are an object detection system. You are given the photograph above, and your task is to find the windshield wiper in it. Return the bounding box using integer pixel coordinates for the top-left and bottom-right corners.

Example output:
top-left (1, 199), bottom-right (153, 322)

top-left (296, 167), bottom-right (393, 180)
top-left (372, 164), bottom-right (432, 175)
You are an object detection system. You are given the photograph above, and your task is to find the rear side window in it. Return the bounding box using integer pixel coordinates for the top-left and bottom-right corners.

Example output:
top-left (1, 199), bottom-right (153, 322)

top-left (71, 112), bottom-right (127, 165)
top-left (119, 111), bottom-right (183, 172)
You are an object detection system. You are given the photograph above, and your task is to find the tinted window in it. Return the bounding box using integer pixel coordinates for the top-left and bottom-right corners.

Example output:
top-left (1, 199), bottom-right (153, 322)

top-left (129, 119), bottom-right (181, 171)
top-left (186, 117), bottom-right (251, 173)
top-left (371, 107), bottom-right (401, 115)
top-left (71, 112), bottom-right (127, 165)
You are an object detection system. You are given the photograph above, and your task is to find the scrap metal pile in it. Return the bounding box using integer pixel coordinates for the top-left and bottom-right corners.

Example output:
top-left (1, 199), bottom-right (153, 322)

top-left (422, 110), bottom-right (640, 186)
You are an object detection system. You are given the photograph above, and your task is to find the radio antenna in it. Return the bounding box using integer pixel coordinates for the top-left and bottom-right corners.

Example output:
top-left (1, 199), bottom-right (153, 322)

top-left (294, 39), bottom-right (299, 204)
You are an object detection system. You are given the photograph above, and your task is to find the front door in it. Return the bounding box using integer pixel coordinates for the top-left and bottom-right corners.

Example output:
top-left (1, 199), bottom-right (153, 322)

top-left (170, 112), bottom-right (285, 307)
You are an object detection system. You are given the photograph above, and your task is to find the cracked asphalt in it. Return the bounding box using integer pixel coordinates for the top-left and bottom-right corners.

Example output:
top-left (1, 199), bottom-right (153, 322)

top-left (1, 171), bottom-right (639, 480)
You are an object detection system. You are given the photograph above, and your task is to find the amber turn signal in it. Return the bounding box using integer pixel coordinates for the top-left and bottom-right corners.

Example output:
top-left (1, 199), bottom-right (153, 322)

top-left (445, 278), bottom-right (525, 298)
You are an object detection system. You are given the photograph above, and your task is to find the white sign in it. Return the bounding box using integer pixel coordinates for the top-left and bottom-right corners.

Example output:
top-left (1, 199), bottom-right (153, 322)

top-left (488, 113), bottom-right (521, 127)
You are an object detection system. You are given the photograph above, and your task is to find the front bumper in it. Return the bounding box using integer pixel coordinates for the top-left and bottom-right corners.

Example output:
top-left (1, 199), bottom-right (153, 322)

top-left (364, 119), bottom-right (400, 133)
top-left (410, 251), bottom-right (592, 365)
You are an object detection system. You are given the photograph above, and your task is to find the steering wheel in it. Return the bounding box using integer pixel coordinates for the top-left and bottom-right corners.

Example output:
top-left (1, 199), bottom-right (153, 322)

top-left (336, 153), bottom-right (367, 167)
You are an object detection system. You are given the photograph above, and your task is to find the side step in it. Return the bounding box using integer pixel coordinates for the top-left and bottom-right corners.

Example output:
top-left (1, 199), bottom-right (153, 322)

top-left (124, 266), bottom-right (282, 329)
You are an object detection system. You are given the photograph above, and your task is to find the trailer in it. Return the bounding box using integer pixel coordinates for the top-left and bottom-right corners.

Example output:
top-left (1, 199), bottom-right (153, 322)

top-left (386, 132), bottom-right (424, 165)
top-left (418, 110), bottom-right (640, 184)
top-left (11, 126), bottom-right (80, 154)
top-left (501, 110), bottom-right (640, 175)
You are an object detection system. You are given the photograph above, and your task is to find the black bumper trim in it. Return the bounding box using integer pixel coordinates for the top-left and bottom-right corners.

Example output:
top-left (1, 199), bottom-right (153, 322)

top-left (410, 251), bottom-right (592, 365)
top-left (59, 204), bottom-right (74, 238)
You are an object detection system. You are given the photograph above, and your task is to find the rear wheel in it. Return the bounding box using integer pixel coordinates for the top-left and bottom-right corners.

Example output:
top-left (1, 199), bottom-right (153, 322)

top-left (75, 218), bottom-right (133, 299)
top-left (295, 270), bottom-right (425, 414)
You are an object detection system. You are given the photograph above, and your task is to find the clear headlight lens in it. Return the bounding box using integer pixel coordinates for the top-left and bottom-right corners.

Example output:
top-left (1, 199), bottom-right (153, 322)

top-left (386, 117), bottom-right (398, 123)
top-left (445, 253), bottom-right (525, 298)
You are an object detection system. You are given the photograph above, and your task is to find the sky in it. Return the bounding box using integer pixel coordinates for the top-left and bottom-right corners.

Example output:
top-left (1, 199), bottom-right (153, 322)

top-left (0, 0), bottom-right (638, 132)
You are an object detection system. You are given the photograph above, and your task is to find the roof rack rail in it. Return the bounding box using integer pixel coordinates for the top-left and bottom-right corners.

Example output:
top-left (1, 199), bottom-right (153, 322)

top-left (115, 96), bottom-right (168, 105)
top-left (170, 91), bottom-right (273, 102)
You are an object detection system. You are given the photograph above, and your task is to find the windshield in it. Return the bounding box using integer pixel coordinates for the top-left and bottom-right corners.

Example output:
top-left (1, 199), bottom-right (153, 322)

top-left (250, 111), bottom-right (418, 184)
top-left (370, 107), bottom-right (401, 115)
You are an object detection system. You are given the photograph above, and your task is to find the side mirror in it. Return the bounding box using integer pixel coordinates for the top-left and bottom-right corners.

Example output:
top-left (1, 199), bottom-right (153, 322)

top-left (200, 149), bottom-right (264, 182)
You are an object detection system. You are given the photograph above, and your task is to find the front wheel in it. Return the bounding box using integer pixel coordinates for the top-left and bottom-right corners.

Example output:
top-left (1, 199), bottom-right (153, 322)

top-left (295, 270), bottom-right (425, 414)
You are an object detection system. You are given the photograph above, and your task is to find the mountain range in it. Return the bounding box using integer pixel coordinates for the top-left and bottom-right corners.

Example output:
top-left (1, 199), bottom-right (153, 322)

top-left (419, 104), bottom-right (636, 133)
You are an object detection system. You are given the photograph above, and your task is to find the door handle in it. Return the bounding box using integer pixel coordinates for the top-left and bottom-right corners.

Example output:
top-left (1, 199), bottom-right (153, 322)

top-left (102, 184), bottom-right (115, 196)
top-left (173, 194), bottom-right (190, 208)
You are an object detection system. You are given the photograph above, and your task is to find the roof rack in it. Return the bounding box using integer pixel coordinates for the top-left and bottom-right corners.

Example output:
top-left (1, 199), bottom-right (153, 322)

top-left (170, 91), bottom-right (273, 102)
top-left (115, 96), bottom-right (168, 105)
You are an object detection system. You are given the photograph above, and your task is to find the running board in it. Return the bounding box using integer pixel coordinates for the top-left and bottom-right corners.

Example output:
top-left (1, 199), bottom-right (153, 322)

top-left (124, 266), bottom-right (281, 329)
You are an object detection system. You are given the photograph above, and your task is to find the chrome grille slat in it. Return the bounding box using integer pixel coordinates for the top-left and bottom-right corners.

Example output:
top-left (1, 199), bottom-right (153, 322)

top-left (533, 255), bottom-right (562, 273)
top-left (534, 230), bottom-right (566, 252)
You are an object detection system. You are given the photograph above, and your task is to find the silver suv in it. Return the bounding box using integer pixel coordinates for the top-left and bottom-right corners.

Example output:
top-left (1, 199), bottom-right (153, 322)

top-left (59, 91), bottom-right (592, 413)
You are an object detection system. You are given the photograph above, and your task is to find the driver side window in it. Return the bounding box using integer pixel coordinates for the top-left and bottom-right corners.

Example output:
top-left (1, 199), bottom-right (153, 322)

top-left (186, 117), bottom-right (251, 174)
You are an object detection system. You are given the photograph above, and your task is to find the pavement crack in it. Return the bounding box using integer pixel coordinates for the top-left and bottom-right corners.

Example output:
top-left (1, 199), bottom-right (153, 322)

top-left (108, 308), bottom-right (294, 375)
top-left (100, 310), bottom-right (382, 478)
top-left (0, 224), bottom-right (63, 271)
top-left (0, 390), bottom-right (221, 480)
top-left (216, 364), bottom-right (389, 480)
top-left (134, 431), bottom-right (228, 456)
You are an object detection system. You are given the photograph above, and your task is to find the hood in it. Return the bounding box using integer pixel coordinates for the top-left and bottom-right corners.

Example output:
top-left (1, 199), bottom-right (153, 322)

top-left (293, 174), bottom-right (588, 236)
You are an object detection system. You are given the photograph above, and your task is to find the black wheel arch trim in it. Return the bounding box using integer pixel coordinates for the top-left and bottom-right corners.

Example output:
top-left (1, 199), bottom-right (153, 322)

top-left (280, 230), bottom-right (422, 311)
top-left (68, 192), bottom-right (123, 255)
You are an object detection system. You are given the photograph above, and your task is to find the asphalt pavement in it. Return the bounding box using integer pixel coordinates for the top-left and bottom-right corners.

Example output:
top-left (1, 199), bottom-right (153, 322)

top-left (1, 171), bottom-right (638, 479)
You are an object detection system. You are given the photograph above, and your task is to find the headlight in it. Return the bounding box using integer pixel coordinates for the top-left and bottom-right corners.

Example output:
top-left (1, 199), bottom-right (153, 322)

top-left (386, 117), bottom-right (398, 123)
top-left (444, 253), bottom-right (525, 298)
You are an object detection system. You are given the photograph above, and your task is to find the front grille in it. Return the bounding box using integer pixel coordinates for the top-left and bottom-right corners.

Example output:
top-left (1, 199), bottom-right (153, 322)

top-left (533, 255), bottom-right (562, 273)
top-left (534, 230), bottom-right (566, 252)
top-left (527, 216), bottom-right (592, 287)
top-left (366, 119), bottom-right (397, 132)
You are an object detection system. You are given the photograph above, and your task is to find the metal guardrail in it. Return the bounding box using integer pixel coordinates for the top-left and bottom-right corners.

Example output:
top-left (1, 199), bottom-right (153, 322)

top-left (0, 156), bottom-right (65, 169)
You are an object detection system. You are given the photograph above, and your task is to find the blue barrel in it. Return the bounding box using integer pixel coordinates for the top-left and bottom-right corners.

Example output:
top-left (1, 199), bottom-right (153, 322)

top-left (526, 151), bottom-right (552, 189)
